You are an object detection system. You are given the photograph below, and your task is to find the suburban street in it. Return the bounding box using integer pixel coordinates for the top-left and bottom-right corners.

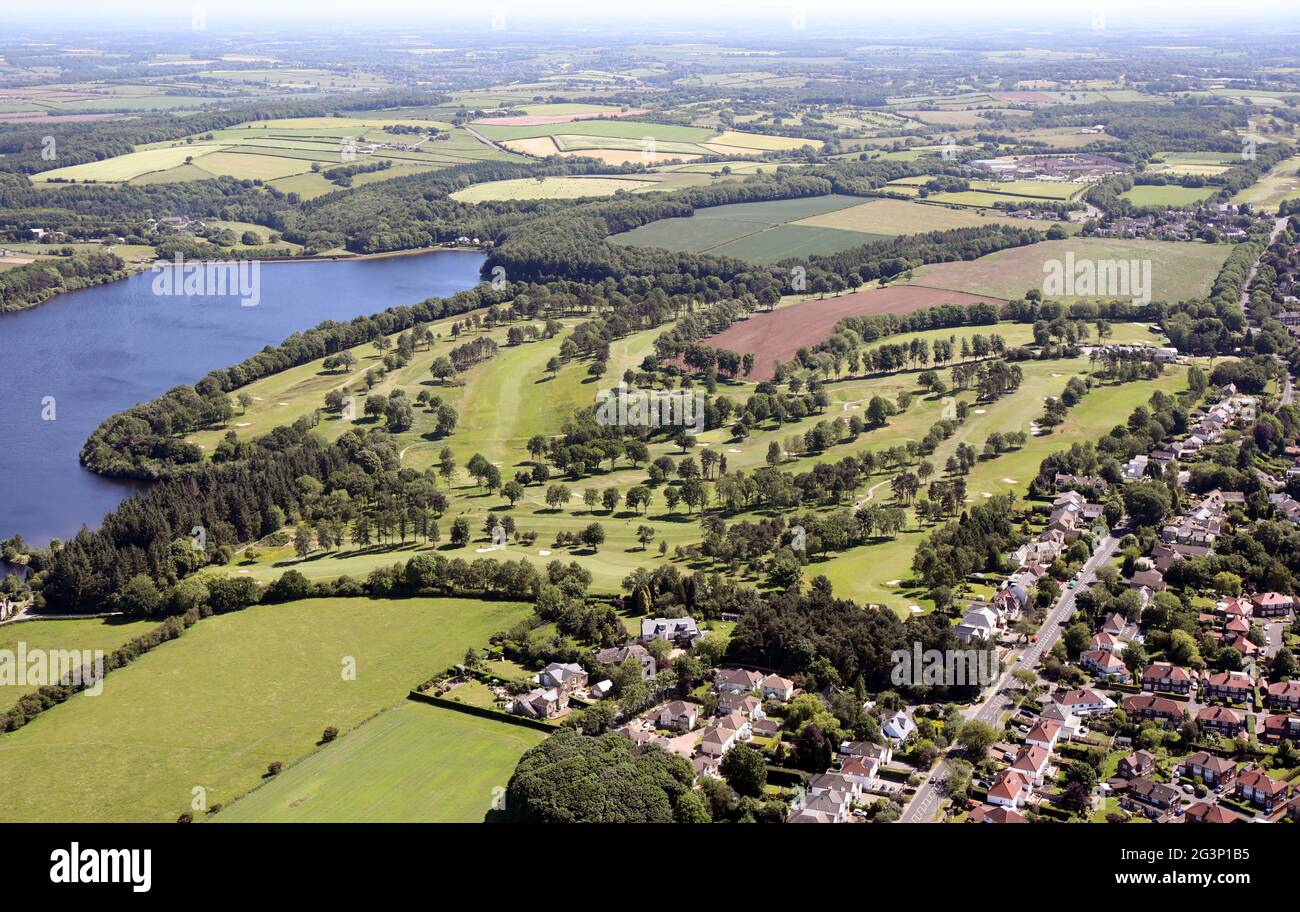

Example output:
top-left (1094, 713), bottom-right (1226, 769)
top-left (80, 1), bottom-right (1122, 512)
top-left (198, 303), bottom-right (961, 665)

top-left (900, 532), bottom-right (1122, 822)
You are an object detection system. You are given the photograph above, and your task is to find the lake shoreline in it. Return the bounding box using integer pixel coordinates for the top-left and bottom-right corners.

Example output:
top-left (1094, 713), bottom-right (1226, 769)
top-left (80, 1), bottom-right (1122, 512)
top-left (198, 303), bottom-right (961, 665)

top-left (0, 244), bottom-right (488, 318)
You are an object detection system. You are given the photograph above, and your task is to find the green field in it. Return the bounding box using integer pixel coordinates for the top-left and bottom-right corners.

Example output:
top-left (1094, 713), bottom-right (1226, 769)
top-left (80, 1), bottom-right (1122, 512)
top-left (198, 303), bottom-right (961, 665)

top-left (1120, 185), bottom-right (1217, 207)
top-left (0, 597), bottom-right (531, 822)
top-left (0, 616), bottom-right (158, 713)
top-left (31, 114), bottom-right (519, 187)
top-left (607, 194), bottom-right (890, 263)
top-left (1231, 156), bottom-right (1300, 210)
top-left (214, 701), bottom-right (544, 822)
top-left (907, 237), bottom-right (1233, 302)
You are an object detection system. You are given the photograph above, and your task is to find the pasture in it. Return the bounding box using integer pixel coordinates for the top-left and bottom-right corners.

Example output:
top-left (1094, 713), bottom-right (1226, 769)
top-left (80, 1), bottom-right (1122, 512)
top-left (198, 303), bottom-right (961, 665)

top-left (1120, 185), bottom-right (1217, 207)
top-left (0, 616), bottom-right (157, 713)
top-left (213, 701), bottom-right (545, 822)
top-left (0, 597), bottom-right (532, 822)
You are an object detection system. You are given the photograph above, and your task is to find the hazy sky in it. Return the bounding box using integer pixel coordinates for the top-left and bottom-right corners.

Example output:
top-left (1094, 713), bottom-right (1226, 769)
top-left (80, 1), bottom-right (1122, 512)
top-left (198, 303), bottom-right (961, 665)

top-left (6, 0), bottom-right (1298, 31)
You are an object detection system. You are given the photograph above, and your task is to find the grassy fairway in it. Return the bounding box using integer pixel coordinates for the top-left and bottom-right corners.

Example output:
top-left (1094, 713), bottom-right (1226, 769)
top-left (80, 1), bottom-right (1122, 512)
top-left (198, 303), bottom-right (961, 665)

top-left (0, 616), bottom-right (157, 713)
top-left (0, 597), bottom-right (531, 822)
top-left (813, 361), bottom-right (1192, 612)
top-left (213, 701), bottom-right (544, 822)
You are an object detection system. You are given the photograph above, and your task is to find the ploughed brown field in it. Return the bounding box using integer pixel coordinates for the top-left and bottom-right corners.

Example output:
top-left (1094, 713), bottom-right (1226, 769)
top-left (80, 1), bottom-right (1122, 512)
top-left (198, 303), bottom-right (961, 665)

top-left (700, 285), bottom-right (1006, 380)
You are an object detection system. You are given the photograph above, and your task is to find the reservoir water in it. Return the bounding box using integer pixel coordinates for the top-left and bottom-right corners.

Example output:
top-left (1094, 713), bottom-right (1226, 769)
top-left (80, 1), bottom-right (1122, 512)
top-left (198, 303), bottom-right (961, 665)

top-left (0, 251), bottom-right (486, 545)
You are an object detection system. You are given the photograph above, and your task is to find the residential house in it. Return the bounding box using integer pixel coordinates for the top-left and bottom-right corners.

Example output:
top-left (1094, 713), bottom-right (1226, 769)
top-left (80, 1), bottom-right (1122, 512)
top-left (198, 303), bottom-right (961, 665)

top-left (698, 712), bottom-right (751, 757)
top-left (1141, 662), bottom-right (1193, 695)
top-left (1197, 706), bottom-right (1245, 738)
top-left (1123, 693), bottom-right (1184, 725)
top-left (840, 754), bottom-right (881, 785)
top-left (1251, 592), bottom-right (1295, 617)
top-left (1089, 631), bottom-right (1122, 653)
top-left (716, 692), bottom-right (764, 721)
top-left (1262, 714), bottom-right (1300, 743)
top-left (658, 700), bottom-right (700, 732)
top-left (594, 644), bottom-right (656, 679)
top-left (714, 668), bottom-right (764, 694)
top-left (539, 662), bottom-right (588, 694)
top-left (1040, 701), bottom-right (1083, 738)
top-left (511, 687), bottom-right (566, 719)
top-left (882, 710), bottom-right (916, 744)
top-left (1126, 778), bottom-right (1181, 816)
top-left (1011, 744), bottom-right (1051, 785)
top-left (1265, 680), bottom-right (1300, 712)
top-left (1179, 752), bottom-right (1237, 789)
top-left (840, 740), bottom-right (893, 766)
top-left (969, 804), bottom-right (1028, 823)
top-left (1081, 649), bottom-right (1130, 682)
top-left (1053, 688), bottom-right (1116, 716)
top-left (1024, 719), bottom-right (1062, 752)
top-left (955, 606), bottom-right (1000, 644)
top-left (1102, 613), bottom-right (1128, 638)
top-left (1202, 670), bottom-right (1253, 704)
top-left (1186, 802), bottom-right (1236, 823)
top-left (760, 673), bottom-right (796, 702)
top-left (640, 616), bottom-right (700, 646)
top-left (1236, 766), bottom-right (1291, 814)
top-left (987, 769), bottom-right (1032, 808)
top-left (1117, 750), bottom-right (1155, 780)
top-left (1128, 569), bottom-right (1166, 593)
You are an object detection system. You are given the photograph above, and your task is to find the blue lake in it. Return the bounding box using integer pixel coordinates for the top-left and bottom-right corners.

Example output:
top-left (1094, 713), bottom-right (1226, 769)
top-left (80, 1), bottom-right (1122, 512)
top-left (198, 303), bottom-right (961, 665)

top-left (0, 251), bottom-right (486, 545)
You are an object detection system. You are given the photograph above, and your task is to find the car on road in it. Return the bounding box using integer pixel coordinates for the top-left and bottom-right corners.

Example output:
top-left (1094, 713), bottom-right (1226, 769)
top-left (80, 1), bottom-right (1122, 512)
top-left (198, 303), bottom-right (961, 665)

top-left (1067, 580), bottom-right (1077, 589)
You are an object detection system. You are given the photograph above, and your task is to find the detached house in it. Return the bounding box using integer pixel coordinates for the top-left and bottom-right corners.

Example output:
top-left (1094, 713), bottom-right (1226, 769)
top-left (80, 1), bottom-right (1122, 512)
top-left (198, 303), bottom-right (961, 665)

top-left (539, 662), bottom-right (588, 694)
top-left (1081, 649), bottom-right (1130, 682)
top-left (1011, 744), bottom-right (1052, 785)
top-left (1024, 719), bottom-right (1061, 752)
top-left (987, 769), bottom-right (1032, 808)
top-left (760, 673), bottom-right (796, 702)
top-left (640, 616), bottom-right (700, 646)
top-left (714, 668), bottom-right (764, 694)
top-left (1126, 778), bottom-right (1181, 816)
top-left (1053, 688), bottom-right (1116, 717)
top-left (1186, 802), bottom-right (1236, 824)
top-left (511, 687), bottom-right (566, 719)
top-left (594, 644), bottom-right (656, 680)
top-left (1263, 714), bottom-right (1300, 743)
top-left (1117, 750), bottom-right (1155, 780)
top-left (658, 700), bottom-right (700, 732)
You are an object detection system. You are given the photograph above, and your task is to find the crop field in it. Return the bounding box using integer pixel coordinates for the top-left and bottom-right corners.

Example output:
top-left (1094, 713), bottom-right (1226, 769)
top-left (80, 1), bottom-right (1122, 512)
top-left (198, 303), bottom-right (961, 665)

top-left (30, 116), bottom-right (518, 188)
top-left (906, 237), bottom-right (1234, 302)
top-left (450, 175), bottom-right (659, 201)
top-left (1231, 156), bottom-right (1300, 209)
top-left (1120, 185), bottom-right (1217, 207)
top-left (607, 194), bottom-right (885, 263)
top-left (0, 597), bottom-right (532, 822)
top-left (213, 702), bottom-right (545, 822)
top-left (476, 116), bottom-right (820, 165)
top-left (696, 285), bottom-right (1008, 380)
top-left (792, 197), bottom-right (1065, 234)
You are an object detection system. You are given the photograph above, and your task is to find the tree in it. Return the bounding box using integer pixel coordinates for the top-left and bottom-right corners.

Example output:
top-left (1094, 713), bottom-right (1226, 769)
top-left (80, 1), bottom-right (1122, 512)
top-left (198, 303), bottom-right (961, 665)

top-left (719, 745), bottom-right (767, 798)
top-left (636, 525), bottom-right (656, 550)
top-left (956, 720), bottom-right (997, 759)
top-left (504, 731), bottom-right (696, 823)
top-left (1123, 479), bottom-right (1172, 529)
top-left (502, 480), bottom-right (524, 506)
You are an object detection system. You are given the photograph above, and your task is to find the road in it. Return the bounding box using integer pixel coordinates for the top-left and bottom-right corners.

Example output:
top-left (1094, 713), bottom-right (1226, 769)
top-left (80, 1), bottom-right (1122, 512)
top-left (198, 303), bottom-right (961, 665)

top-left (899, 532), bottom-right (1121, 823)
top-left (1240, 216), bottom-right (1289, 312)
